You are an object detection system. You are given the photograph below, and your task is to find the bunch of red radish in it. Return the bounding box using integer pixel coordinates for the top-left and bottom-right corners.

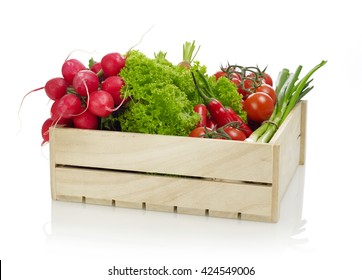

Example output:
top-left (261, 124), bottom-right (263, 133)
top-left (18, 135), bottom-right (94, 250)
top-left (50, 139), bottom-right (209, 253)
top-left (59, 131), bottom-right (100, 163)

top-left (39, 52), bottom-right (129, 145)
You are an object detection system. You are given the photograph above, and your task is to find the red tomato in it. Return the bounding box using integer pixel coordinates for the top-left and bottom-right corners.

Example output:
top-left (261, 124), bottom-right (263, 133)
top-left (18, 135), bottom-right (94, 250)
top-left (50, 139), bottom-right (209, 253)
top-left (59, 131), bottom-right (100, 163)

top-left (243, 92), bottom-right (274, 123)
top-left (262, 72), bottom-right (273, 87)
top-left (224, 127), bottom-right (246, 141)
top-left (229, 72), bottom-right (242, 80)
top-left (255, 84), bottom-right (277, 104)
top-left (214, 71), bottom-right (227, 80)
top-left (230, 77), bottom-right (243, 95)
top-left (244, 71), bottom-right (273, 93)
top-left (230, 77), bottom-right (254, 98)
top-left (189, 127), bottom-right (211, 138)
top-left (241, 77), bottom-right (255, 98)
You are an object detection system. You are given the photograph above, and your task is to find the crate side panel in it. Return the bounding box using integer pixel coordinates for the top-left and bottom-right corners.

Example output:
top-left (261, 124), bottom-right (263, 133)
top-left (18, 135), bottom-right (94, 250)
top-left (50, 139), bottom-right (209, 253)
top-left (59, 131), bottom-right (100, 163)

top-left (270, 102), bottom-right (302, 202)
top-left (54, 166), bottom-right (273, 220)
top-left (49, 128), bottom-right (57, 200)
top-left (299, 101), bottom-right (308, 165)
top-left (50, 128), bottom-right (273, 183)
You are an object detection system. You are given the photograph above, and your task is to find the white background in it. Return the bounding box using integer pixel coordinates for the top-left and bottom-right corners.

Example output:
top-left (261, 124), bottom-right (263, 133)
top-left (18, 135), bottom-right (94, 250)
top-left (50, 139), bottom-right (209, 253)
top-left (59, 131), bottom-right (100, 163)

top-left (1, 0), bottom-right (361, 279)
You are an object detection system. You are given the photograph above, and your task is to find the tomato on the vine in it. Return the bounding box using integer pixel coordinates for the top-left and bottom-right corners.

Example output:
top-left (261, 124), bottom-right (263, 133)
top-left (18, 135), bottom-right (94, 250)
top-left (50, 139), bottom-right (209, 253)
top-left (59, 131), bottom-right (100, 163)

top-left (247, 71), bottom-right (273, 87)
top-left (231, 77), bottom-right (255, 98)
top-left (230, 77), bottom-right (243, 95)
top-left (241, 78), bottom-right (256, 98)
top-left (216, 68), bottom-right (241, 81)
top-left (261, 72), bottom-right (273, 87)
top-left (255, 84), bottom-right (277, 104)
top-left (214, 71), bottom-right (227, 80)
top-left (223, 127), bottom-right (246, 141)
top-left (189, 126), bottom-right (212, 138)
top-left (243, 92), bottom-right (274, 123)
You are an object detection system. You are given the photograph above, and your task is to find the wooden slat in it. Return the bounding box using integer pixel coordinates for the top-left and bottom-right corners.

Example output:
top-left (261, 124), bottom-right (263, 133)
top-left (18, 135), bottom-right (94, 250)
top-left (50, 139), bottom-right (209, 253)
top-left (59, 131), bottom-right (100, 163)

top-left (54, 166), bottom-right (273, 221)
top-left (299, 101), bottom-right (307, 165)
top-left (50, 128), bottom-right (274, 184)
top-left (49, 130), bottom-right (56, 200)
top-left (271, 144), bottom-right (280, 222)
top-left (270, 101), bottom-right (303, 206)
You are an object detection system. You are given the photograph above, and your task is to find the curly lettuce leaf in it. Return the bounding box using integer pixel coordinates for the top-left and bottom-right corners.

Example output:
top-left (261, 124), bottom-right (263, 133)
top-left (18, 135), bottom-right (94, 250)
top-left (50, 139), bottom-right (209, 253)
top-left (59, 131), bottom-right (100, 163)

top-left (103, 50), bottom-right (246, 135)
top-left (116, 50), bottom-right (200, 136)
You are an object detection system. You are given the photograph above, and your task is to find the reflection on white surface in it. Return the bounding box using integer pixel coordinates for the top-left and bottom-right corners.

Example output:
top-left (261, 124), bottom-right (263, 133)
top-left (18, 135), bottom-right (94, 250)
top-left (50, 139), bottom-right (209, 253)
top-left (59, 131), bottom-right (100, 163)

top-left (45, 166), bottom-right (307, 257)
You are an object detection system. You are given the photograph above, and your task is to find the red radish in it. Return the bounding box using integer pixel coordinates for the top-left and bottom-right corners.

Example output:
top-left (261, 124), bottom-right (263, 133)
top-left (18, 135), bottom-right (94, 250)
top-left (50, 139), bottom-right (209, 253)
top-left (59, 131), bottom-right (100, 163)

top-left (72, 70), bottom-right (100, 97)
top-left (44, 77), bottom-right (69, 100)
top-left (73, 109), bottom-right (99, 129)
top-left (54, 94), bottom-right (83, 119)
top-left (19, 78), bottom-right (67, 117)
top-left (101, 52), bottom-right (126, 77)
top-left (61, 59), bottom-right (87, 84)
top-left (90, 62), bottom-right (102, 74)
top-left (101, 76), bottom-right (125, 106)
top-left (50, 100), bottom-right (72, 123)
top-left (50, 100), bottom-right (60, 120)
top-left (41, 118), bottom-right (70, 145)
top-left (88, 90), bottom-right (114, 117)
top-left (41, 118), bottom-right (53, 145)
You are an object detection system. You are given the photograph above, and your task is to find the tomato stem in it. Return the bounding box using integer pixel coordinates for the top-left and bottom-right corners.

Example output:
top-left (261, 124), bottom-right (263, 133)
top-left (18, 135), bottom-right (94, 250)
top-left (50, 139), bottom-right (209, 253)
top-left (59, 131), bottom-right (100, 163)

top-left (223, 64), bottom-right (266, 95)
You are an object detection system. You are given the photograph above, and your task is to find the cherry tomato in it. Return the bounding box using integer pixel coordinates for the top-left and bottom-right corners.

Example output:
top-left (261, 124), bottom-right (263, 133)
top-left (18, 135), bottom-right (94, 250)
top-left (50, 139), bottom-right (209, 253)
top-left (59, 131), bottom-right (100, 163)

top-left (230, 77), bottom-right (243, 94)
top-left (230, 77), bottom-right (254, 98)
top-left (255, 84), bottom-right (277, 104)
top-left (241, 77), bottom-right (256, 98)
top-left (262, 72), bottom-right (273, 87)
top-left (243, 92), bottom-right (274, 123)
top-left (223, 127), bottom-right (246, 141)
top-left (246, 71), bottom-right (273, 86)
top-left (214, 70), bottom-right (240, 81)
top-left (189, 127), bottom-right (211, 138)
top-left (214, 71), bottom-right (227, 80)
top-left (244, 72), bottom-right (273, 93)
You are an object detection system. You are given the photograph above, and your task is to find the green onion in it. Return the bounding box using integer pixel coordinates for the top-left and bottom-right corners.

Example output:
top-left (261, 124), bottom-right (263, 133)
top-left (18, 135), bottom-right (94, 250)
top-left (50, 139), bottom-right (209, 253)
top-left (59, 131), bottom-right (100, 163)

top-left (275, 68), bottom-right (290, 96)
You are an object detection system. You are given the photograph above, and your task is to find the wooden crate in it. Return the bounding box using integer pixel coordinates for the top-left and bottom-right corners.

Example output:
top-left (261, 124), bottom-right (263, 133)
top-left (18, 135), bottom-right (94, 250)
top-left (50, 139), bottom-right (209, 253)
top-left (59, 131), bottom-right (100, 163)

top-left (49, 101), bottom-right (307, 222)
